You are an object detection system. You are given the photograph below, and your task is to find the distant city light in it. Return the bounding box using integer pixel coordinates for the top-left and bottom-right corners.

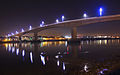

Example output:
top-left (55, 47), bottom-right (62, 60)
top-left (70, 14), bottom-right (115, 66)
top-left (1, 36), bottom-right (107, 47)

top-left (22, 28), bottom-right (24, 32)
top-left (11, 33), bottom-right (14, 35)
top-left (83, 13), bottom-right (87, 18)
top-left (29, 25), bottom-right (32, 30)
top-left (56, 19), bottom-right (59, 23)
top-left (64, 36), bottom-right (71, 39)
top-left (62, 15), bottom-right (65, 21)
top-left (16, 31), bottom-right (19, 34)
top-left (99, 7), bottom-right (103, 16)
top-left (8, 34), bottom-right (11, 37)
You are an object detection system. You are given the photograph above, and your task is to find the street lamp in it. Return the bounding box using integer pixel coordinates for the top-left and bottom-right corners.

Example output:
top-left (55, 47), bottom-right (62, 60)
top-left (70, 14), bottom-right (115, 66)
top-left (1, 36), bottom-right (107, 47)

top-left (62, 15), bottom-right (65, 21)
top-left (16, 31), bottom-right (19, 34)
top-left (29, 25), bottom-right (32, 30)
top-left (40, 21), bottom-right (45, 27)
top-left (99, 7), bottom-right (103, 16)
top-left (56, 19), bottom-right (59, 23)
top-left (83, 13), bottom-right (87, 18)
top-left (22, 28), bottom-right (24, 32)
top-left (42, 21), bottom-right (44, 25)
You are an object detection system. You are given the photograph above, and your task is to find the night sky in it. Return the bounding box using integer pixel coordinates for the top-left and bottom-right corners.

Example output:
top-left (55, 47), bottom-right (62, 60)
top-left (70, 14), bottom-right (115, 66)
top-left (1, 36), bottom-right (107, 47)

top-left (0, 0), bottom-right (120, 36)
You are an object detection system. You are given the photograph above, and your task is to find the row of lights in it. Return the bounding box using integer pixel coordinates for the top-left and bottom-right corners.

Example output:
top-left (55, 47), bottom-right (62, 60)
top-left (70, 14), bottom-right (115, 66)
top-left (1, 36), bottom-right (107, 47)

top-left (7, 7), bottom-right (103, 37)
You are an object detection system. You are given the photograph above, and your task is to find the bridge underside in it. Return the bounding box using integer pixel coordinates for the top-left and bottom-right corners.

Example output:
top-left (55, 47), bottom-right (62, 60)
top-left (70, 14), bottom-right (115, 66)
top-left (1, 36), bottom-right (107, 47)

top-left (16, 20), bottom-right (120, 41)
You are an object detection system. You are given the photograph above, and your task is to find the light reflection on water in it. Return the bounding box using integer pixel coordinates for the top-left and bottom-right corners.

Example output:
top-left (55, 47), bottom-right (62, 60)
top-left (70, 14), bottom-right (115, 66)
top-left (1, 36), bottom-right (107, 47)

top-left (1, 40), bottom-right (120, 75)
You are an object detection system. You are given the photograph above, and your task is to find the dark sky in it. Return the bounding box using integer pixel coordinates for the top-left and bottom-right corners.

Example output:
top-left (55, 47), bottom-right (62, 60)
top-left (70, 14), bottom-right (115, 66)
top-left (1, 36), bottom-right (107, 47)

top-left (0, 0), bottom-right (120, 36)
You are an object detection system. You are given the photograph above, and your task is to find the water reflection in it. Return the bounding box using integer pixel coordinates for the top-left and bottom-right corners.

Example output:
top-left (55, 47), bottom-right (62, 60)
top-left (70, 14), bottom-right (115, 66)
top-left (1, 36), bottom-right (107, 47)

top-left (2, 40), bottom-right (120, 75)
top-left (30, 52), bottom-right (33, 63)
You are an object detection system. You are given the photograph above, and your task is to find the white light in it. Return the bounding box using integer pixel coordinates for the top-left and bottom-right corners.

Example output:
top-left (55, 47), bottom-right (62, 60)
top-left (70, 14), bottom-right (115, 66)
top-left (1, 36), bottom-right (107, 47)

top-left (100, 8), bottom-right (103, 12)
top-left (11, 33), bottom-right (14, 35)
top-left (99, 8), bottom-right (103, 16)
top-left (65, 36), bottom-right (71, 39)
top-left (12, 47), bottom-right (15, 52)
top-left (84, 65), bottom-right (89, 72)
top-left (40, 21), bottom-right (45, 27)
top-left (22, 28), bottom-right (24, 32)
top-left (63, 62), bottom-right (65, 70)
top-left (30, 52), bottom-right (33, 63)
top-left (29, 25), bottom-right (32, 30)
top-left (16, 31), bottom-right (19, 34)
top-left (56, 19), bottom-right (59, 23)
top-left (22, 50), bottom-right (25, 57)
top-left (40, 24), bottom-right (43, 27)
top-left (40, 55), bottom-right (45, 65)
top-left (8, 45), bottom-right (11, 52)
top-left (83, 13), bottom-right (87, 18)
top-left (62, 15), bottom-right (65, 21)
top-left (42, 21), bottom-right (44, 25)
top-left (57, 60), bottom-right (60, 66)
top-left (16, 48), bottom-right (19, 55)
top-left (8, 34), bottom-right (11, 37)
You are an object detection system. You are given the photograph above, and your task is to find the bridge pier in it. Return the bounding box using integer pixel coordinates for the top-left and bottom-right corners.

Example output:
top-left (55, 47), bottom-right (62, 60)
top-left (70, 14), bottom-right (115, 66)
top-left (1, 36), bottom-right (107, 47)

top-left (71, 27), bottom-right (77, 39)
top-left (33, 32), bottom-right (38, 41)
top-left (68, 26), bottom-right (80, 43)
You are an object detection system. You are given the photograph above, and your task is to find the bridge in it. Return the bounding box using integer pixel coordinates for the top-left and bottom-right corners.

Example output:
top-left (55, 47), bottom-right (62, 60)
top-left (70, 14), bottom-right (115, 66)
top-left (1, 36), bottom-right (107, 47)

top-left (10, 14), bottom-right (120, 41)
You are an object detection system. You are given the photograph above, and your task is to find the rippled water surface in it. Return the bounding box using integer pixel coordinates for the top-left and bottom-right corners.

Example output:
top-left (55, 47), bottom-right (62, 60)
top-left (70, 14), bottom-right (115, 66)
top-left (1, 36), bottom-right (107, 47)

top-left (0, 40), bottom-right (120, 75)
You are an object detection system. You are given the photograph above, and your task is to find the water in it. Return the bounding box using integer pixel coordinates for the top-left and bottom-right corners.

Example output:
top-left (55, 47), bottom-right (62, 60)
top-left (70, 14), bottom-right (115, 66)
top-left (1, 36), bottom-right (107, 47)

top-left (0, 40), bottom-right (120, 75)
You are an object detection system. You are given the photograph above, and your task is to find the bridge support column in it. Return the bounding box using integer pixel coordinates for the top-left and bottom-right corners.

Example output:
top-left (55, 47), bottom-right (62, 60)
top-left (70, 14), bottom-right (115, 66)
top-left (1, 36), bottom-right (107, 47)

top-left (71, 27), bottom-right (77, 39)
top-left (34, 32), bottom-right (38, 41)
top-left (68, 27), bottom-right (80, 43)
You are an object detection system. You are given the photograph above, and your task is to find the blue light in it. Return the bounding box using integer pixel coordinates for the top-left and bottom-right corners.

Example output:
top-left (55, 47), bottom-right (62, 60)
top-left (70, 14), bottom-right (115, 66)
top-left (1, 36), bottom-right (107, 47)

top-left (16, 31), bottom-right (19, 34)
top-left (42, 21), bottom-right (44, 25)
top-left (63, 62), bottom-right (65, 70)
top-left (99, 7), bottom-right (103, 16)
top-left (56, 19), bottom-right (59, 23)
top-left (30, 52), bottom-right (33, 63)
top-left (8, 34), bottom-right (11, 37)
top-left (83, 13), bottom-right (87, 18)
top-left (22, 28), bottom-right (24, 32)
top-left (22, 50), bottom-right (25, 57)
top-left (40, 55), bottom-right (45, 65)
top-left (11, 33), bottom-right (14, 35)
top-left (62, 15), bottom-right (65, 21)
top-left (40, 21), bottom-right (45, 27)
top-left (29, 25), bottom-right (32, 30)
top-left (16, 48), bottom-right (19, 55)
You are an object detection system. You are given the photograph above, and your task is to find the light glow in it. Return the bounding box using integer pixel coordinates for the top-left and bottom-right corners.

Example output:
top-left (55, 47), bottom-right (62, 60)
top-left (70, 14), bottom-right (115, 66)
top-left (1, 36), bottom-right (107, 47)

top-left (22, 28), bottom-right (24, 32)
top-left (16, 48), bottom-right (19, 55)
top-left (63, 62), bottom-right (65, 70)
top-left (22, 50), bottom-right (25, 57)
top-left (16, 31), bottom-right (19, 34)
top-left (11, 33), bottom-right (14, 35)
top-left (56, 19), bottom-right (59, 23)
top-left (30, 52), bottom-right (33, 63)
top-left (62, 15), bottom-right (65, 21)
top-left (29, 25), bottom-right (32, 30)
top-left (40, 55), bottom-right (45, 65)
top-left (83, 13), bottom-right (87, 18)
top-left (99, 7), bottom-right (103, 16)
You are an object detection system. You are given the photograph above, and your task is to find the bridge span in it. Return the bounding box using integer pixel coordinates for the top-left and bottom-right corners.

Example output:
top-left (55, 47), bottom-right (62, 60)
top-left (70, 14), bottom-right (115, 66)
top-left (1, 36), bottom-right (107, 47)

top-left (12, 14), bottom-right (120, 41)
